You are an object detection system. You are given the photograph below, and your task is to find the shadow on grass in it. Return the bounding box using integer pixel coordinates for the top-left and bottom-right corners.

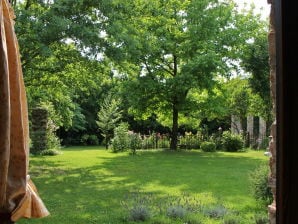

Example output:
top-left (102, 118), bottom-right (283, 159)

top-left (19, 148), bottom-right (267, 224)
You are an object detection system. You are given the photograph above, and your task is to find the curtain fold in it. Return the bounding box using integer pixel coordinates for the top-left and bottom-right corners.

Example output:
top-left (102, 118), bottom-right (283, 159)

top-left (0, 0), bottom-right (49, 221)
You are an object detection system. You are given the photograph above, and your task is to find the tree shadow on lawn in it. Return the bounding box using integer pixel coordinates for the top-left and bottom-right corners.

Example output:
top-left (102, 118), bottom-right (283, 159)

top-left (21, 150), bottom-right (267, 223)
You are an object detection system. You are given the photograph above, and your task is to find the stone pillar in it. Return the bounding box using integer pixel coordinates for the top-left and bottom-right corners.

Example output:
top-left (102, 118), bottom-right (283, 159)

top-left (258, 117), bottom-right (267, 148)
top-left (247, 115), bottom-right (254, 146)
top-left (231, 115), bottom-right (242, 134)
top-left (268, 0), bottom-right (276, 223)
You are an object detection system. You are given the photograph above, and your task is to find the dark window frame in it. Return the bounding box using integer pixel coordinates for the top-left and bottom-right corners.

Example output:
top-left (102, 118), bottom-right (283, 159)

top-left (276, 0), bottom-right (298, 223)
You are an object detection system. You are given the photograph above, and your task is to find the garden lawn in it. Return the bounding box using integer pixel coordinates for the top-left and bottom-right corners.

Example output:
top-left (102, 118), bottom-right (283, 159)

top-left (19, 147), bottom-right (268, 224)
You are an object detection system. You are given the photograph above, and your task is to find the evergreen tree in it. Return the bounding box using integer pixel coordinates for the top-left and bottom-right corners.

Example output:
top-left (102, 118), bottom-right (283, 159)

top-left (96, 95), bottom-right (122, 149)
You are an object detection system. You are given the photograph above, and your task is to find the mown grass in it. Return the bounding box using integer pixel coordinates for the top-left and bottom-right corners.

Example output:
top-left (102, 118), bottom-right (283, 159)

top-left (18, 146), bottom-right (269, 224)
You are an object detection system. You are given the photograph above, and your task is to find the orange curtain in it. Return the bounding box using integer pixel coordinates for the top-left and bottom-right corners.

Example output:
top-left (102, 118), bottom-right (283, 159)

top-left (0, 0), bottom-right (49, 221)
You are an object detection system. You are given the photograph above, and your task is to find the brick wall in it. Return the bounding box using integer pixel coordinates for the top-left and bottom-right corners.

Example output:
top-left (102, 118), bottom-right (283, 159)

top-left (268, 0), bottom-right (276, 223)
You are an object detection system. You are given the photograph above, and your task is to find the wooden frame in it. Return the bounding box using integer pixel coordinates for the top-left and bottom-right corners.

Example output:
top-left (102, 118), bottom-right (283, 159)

top-left (275, 0), bottom-right (298, 223)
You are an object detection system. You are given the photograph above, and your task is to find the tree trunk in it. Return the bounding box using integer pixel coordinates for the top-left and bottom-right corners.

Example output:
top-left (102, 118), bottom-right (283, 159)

top-left (170, 102), bottom-right (179, 150)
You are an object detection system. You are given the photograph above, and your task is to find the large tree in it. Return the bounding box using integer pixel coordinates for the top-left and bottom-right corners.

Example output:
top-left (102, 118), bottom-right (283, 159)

top-left (240, 28), bottom-right (272, 123)
top-left (14, 0), bottom-right (114, 132)
top-left (100, 0), bottom-right (263, 149)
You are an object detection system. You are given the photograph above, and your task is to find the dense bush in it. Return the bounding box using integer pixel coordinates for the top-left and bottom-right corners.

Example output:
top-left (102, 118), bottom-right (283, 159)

top-left (178, 132), bottom-right (201, 149)
top-left (110, 123), bottom-right (130, 152)
top-left (254, 213), bottom-right (269, 224)
top-left (166, 205), bottom-right (187, 219)
top-left (223, 216), bottom-right (241, 224)
top-left (203, 204), bottom-right (228, 219)
top-left (46, 120), bottom-right (61, 150)
top-left (221, 131), bottom-right (244, 152)
top-left (39, 149), bottom-right (60, 156)
top-left (128, 132), bottom-right (142, 154)
top-left (81, 134), bottom-right (99, 145)
top-left (129, 206), bottom-right (151, 221)
top-left (200, 141), bottom-right (216, 152)
top-left (249, 163), bottom-right (273, 205)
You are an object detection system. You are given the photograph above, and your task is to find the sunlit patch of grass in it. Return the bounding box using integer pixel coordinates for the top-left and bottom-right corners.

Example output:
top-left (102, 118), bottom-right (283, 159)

top-left (19, 146), bottom-right (268, 224)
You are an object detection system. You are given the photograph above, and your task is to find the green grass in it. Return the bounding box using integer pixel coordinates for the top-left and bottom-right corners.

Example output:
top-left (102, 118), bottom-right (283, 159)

top-left (19, 147), bottom-right (269, 224)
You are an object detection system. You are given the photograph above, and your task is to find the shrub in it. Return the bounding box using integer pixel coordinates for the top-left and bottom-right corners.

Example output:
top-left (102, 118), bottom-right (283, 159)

top-left (121, 191), bottom-right (154, 222)
top-left (166, 205), bottom-right (187, 219)
top-left (128, 132), bottom-right (142, 154)
top-left (110, 123), bottom-right (130, 152)
top-left (203, 205), bottom-right (228, 219)
top-left (223, 216), bottom-right (241, 224)
top-left (87, 134), bottom-right (99, 145)
top-left (142, 133), bottom-right (157, 149)
top-left (249, 163), bottom-right (273, 205)
top-left (46, 119), bottom-right (61, 150)
top-left (221, 131), bottom-right (244, 152)
top-left (81, 134), bottom-right (99, 146)
top-left (254, 213), bottom-right (269, 224)
top-left (258, 137), bottom-right (270, 150)
top-left (200, 141), bottom-right (216, 152)
top-left (39, 149), bottom-right (60, 156)
top-left (209, 133), bottom-right (222, 150)
top-left (129, 206), bottom-right (151, 221)
top-left (178, 132), bottom-right (201, 149)
top-left (81, 134), bottom-right (90, 145)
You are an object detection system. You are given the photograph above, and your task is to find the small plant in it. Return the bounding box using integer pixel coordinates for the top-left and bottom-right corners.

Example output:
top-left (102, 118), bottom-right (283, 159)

top-left (121, 190), bottom-right (155, 222)
top-left (110, 122), bottom-right (130, 152)
top-left (223, 216), bottom-right (240, 224)
top-left (129, 206), bottom-right (151, 221)
top-left (166, 205), bottom-right (187, 219)
top-left (221, 131), bottom-right (244, 152)
top-left (128, 131), bottom-right (142, 154)
top-left (203, 204), bottom-right (228, 219)
top-left (200, 141), bottom-right (216, 152)
top-left (254, 213), bottom-right (269, 224)
top-left (249, 163), bottom-right (273, 205)
top-left (39, 149), bottom-right (60, 156)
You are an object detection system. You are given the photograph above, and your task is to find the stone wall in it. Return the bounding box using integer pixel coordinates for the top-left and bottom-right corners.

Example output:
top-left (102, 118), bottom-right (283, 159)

top-left (267, 0), bottom-right (276, 223)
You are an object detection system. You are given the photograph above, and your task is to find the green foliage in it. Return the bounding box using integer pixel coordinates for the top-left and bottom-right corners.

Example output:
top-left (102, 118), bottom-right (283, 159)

top-left (178, 132), bottom-right (201, 149)
top-left (128, 132), bottom-right (142, 154)
top-left (241, 27), bottom-right (272, 122)
top-left (166, 205), bottom-right (187, 219)
top-left (249, 163), bottom-right (273, 206)
top-left (121, 190), bottom-right (203, 222)
top-left (30, 103), bottom-right (61, 154)
top-left (15, 1), bottom-right (115, 137)
top-left (96, 94), bottom-right (122, 148)
top-left (254, 213), bottom-right (269, 224)
top-left (121, 191), bottom-right (154, 222)
top-left (110, 123), bottom-right (130, 152)
top-left (39, 149), bottom-right (60, 156)
top-left (223, 216), bottom-right (241, 224)
top-left (200, 141), bottom-right (216, 152)
top-left (221, 131), bottom-right (244, 152)
top-left (224, 78), bottom-right (250, 119)
top-left (38, 103), bottom-right (61, 151)
top-left (128, 206), bottom-right (151, 222)
top-left (46, 119), bottom-right (61, 150)
top-left (14, 0), bottom-right (269, 148)
top-left (203, 205), bottom-right (228, 219)
top-left (80, 134), bottom-right (99, 146)
top-left (104, 0), bottom-right (264, 149)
